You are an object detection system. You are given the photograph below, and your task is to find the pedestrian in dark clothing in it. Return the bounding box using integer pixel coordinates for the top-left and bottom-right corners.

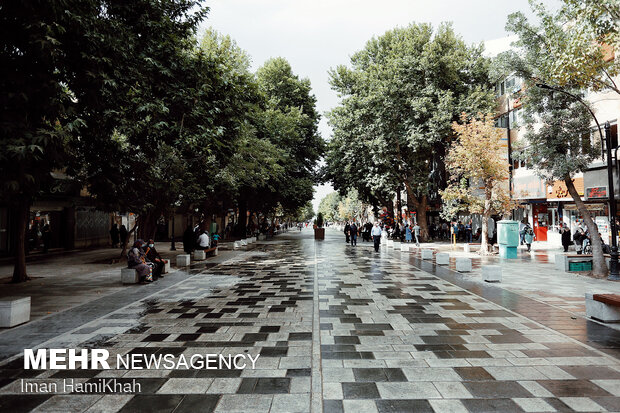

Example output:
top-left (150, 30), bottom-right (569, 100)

top-left (110, 224), bottom-right (120, 248)
top-left (561, 225), bottom-right (571, 252)
top-left (350, 222), bottom-right (358, 246)
top-left (119, 225), bottom-right (128, 248)
top-left (41, 223), bottom-right (51, 253)
top-left (344, 222), bottom-right (351, 243)
top-left (145, 239), bottom-right (165, 278)
top-left (183, 225), bottom-right (195, 254)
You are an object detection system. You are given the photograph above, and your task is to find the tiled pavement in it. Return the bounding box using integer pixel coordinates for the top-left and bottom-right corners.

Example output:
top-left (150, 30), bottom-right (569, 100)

top-left (1, 229), bottom-right (620, 412)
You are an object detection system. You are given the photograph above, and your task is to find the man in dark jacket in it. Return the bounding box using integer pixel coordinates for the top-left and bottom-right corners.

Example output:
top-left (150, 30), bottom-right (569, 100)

top-left (344, 222), bottom-right (351, 243)
top-left (183, 225), bottom-right (195, 254)
top-left (350, 222), bottom-right (358, 246)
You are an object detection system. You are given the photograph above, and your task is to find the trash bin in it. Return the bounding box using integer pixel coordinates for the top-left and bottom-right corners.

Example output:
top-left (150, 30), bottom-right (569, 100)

top-left (497, 220), bottom-right (519, 259)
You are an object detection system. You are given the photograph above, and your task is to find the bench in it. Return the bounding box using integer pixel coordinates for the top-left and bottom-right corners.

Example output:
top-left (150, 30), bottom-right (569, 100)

top-left (421, 249), bottom-right (434, 259)
top-left (555, 254), bottom-right (612, 272)
top-left (205, 247), bottom-right (218, 257)
top-left (121, 268), bottom-right (139, 284)
top-left (456, 257), bottom-right (472, 272)
top-left (176, 254), bottom-right (191, 266)
top-left (585, 293), bottom-right (620, 322)
top-left (464, 243), bottom-right (481, 253)
top-left (163, 259), bottom-right (170, 274)
top-left (482, 265), bottom-right (502, 282)
top-left (0, 296), bottom-right (31, 327)
top-left (436, 252), bottom-right (450, 265)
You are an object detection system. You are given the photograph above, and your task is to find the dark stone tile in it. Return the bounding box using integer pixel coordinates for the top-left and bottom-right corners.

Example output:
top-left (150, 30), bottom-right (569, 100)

top-left (454, 366), bottom-right (495, 381)
top-left (259, 326), bottom-right (280, 333)
top-left (334, 336), bottom-right (361, 345)
top-left (537, 380), bottom-right (612, 397)
top-left (286, 368), bottom-right (311, 377)
top-left (463, 381), bottom-right (531, 398)
top-left (543, 397), bottom-right (576, 412)
top-left (175, 334), bottom-right (200, 342)
top-left (462, 398), bottom-right (524, 412)
top-left (342, 382), bottom-right (380, 399)
top-left (237, 378), bottom-right (290, 394)
top-left (118, 394), bottom-right (184, 413)
top-left (0, 394), bottom-right (51, 413)
top-left (260, 347), bottom-right (288, 357)
top-left (590, 396), bottom-right (620, 412)
top-left (352, 368), bottom-right (406, 382)
top-left (323, 400), bottom-right (344, 413)
top-left (241, 333), bottom-right (268, 342)
top-left (142, 334), bottom-right (169, 342)
top-left (173, 395), bottom-right (220, 413)
top-left (559, 366), bottom-right (620, 380)
top-left (51, 369), bottom-right (101, 378)
top-left (376, 399), bottom-right (433, 413)
top-left (289, 332), bottom-right (312, 341)
top-left (85, 378), bottom-right (167, 394)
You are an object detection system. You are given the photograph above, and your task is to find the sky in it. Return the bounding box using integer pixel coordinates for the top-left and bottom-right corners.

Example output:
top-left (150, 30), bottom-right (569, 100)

top-left (200, 0), bottom-right (544, 213)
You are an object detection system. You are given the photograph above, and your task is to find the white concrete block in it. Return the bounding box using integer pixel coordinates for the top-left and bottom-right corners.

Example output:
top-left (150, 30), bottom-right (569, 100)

top-left (176, 254), bottom-right (191, 266)
top-left (400, 243), bottom-right (409, 252)
top-left (194, 250), bottom-right (206, 260)
top-left (241, 239), bottom-right (248, 246)
top-left (163, 259), bottom-right (170, 274)
top-left (482, 265), bottom-right (502, 282)
top-left (421, 249), bottom-right (434, 260)
top-left (436, 252), bottom-right (450, 265)
top-left (585, 293), bottom-right (620, 322)
top-left (121, 268), bottom-right (139, 284)
top-left (387, 240), bottom-right (394, 248)
top-left (234, 241), bottom-right (242, 249)
top-left (0, 296), bottom-right (30, 327)
top-left (214, 247), bottom-right (219, 256)
top-left (456, 257), bottom-right (472, 272)
top-left (393, 242), bottom-right (401, 249)
top-left (251, 237), bottom-right (257, 243)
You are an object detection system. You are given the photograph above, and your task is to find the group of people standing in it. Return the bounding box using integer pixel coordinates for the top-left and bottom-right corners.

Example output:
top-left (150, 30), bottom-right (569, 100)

top-left (109, 223), bottom-right (128, 249)
top-left (343, 220), bottom-right (421, 252)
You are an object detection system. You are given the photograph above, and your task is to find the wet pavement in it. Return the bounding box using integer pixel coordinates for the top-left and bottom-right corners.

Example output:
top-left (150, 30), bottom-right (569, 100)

top-left (1, 229), bottom-right (620, 412)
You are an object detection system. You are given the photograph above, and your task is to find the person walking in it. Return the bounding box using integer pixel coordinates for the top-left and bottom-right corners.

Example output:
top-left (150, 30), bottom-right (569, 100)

top-left (413, 222), bottom-right (421, 247)
top-left (182, 225), bottom-right (195, 255)
top-left (519, 219), bottom-right (527, 245)
top-left (561, 224), bottom-right (572, 252)
top-left (523, 223), bottom-right (535, 252)
top-left (371, 222), bottom-right (382, 252)
top-left (405, 224), bottom-right (412, 243)
top-left (573, 225), bottom-right (585, 254)
top-left (344, 221), bottom-right (351, 244)
top-left (119, 224), bottom-right (128, 249)
top-left (110, 223), bottom-right (120, 248)
top-left (350, 222), bottom-right (358, 246)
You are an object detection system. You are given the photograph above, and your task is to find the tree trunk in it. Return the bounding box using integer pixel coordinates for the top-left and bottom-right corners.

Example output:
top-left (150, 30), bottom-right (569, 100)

top-left (404, 181), bottom-right (430, 240)
top-left (11, 196), bottom-right (31, 283)
top-left (565, 176), bottom-right (607, 277)
top-left (237, 199), bottom-right (247, 237)
top-left (120, 220), bottom-right (139, 258)
top-left (478, 187), bottom-right (493, 255)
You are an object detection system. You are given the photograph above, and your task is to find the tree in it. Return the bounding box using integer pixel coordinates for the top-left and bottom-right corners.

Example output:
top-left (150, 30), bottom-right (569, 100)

top-left (441, 114), bottom-right (514, 254)
top-left (499, 2), bottom-right (612, 277)
top-left (502, 1), bottom-right (619, 95)
top-left (327, 23), bottom-right (495, 239)
top-left (516, 85), bottom-right (606, 276)
top-left (318, 192), bottom-right (342, 222)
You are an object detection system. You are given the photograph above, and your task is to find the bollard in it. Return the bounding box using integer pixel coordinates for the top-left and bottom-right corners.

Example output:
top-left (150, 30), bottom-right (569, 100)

top-left (482, 265), bottom-right (501, 282)
top-left (436, 252), bottom-right (450, 265)
top-left (456, 257), bottom-right (472, 272)
top-left (421, 249), bottom-right (434, 260)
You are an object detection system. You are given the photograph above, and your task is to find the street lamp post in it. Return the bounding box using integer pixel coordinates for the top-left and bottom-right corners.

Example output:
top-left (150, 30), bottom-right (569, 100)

top-left (535, 84), bottom-right (619, 280)
top-left (604, 122), bottom-right (619, 280)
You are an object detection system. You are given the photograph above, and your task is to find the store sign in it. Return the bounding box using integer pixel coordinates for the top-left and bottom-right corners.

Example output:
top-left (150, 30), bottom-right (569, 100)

top-left (586, 186), bottom-right (607, 199)
top-left (513, 175), bottom-right (546, 199)
top-left (547, 178), bottom-right (584, 201)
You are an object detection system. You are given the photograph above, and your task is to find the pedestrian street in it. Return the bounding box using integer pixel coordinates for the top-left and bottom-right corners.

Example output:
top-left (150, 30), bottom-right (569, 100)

top-left (1, 229), bottom-right (620, 412)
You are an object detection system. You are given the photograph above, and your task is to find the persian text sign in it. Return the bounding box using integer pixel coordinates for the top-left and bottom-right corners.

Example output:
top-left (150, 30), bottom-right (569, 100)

top-left (586, 186), bottom-right (607, 199)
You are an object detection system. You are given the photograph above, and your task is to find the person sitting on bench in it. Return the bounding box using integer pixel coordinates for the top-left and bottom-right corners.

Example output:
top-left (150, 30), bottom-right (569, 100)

top-left (145, 239), bottom-right (165, 279)
top-left (127, 240), bottom-right (153, 283)
top-left (197, 230), bottom-right (210, 250)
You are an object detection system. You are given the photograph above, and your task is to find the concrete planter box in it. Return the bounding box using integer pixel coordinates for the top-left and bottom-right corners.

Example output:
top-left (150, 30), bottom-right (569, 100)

top-left (0, 297), bottom-right (31, 327)
top-left (163, 259), bottom-right (170, 274)
top-left (121, 268), bottom-right (139, 284)
top-left (482, 265), bottom-right (502, 282)
top-left (436, 253), bottom-right (450, 265)
top-left (456, 257), bottom-right (472, 272)
top-left (194, 250), bottom-right (206, 261)
top-left (585, 293), bottom-right (620, 322)
top-left (464, 243), bottom-right (481, 253)
top-left (176, 254), bottom-right (191, 266)
top-left (421, 249), bottom-right (434, 260)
